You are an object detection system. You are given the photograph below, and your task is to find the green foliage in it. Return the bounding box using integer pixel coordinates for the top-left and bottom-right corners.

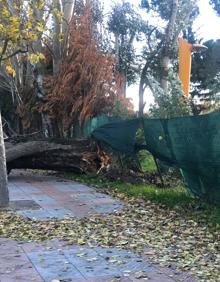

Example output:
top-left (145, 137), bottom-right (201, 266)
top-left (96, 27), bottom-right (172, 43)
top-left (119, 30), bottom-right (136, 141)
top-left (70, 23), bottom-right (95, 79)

top-left (149, 70), bottom-right (192, 118)
top-left (135, 128), bottom-right (157, 173)
top-left (108, 2), bottom-right (146, 85)
top-left (111, 99), bottom-right (134, 119)
top-left (135, 128), bottom-right (145, 143)
top-left (115, 183), bottom-right (194, 207)
top-left (191, 39), bottom-right (220, 108)
top-left (150, 0), bottom-right (199, 23)
top-left (210, 0), bottom-right (220, 16)
top-left (137, 0), bottom-right (199, 116)
top-left (141, 0), bottom-right (150, 9)
top-left (139, 150), bottom-right (157, 172)
top-left (108, 2), bottom-right (143, 37)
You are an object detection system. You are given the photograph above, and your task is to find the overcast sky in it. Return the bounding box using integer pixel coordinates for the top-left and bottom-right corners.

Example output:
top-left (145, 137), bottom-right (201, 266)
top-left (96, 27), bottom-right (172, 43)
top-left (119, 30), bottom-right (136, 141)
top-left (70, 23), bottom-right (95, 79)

top-left (103, 0), bottom-right (220, 110)
top-left (195, 0), bottom-right (220, 41)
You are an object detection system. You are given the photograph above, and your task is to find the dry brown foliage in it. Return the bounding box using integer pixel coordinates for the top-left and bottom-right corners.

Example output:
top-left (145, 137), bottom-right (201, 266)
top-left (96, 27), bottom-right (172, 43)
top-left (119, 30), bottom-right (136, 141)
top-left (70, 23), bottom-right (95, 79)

top-left (42, 4), bottom-right (123, 133)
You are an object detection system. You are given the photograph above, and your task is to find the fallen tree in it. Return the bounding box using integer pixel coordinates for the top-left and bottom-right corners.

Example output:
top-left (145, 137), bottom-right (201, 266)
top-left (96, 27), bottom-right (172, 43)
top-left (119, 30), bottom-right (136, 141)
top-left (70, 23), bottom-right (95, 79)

top-left (5, 138), bottom-right (104, 174)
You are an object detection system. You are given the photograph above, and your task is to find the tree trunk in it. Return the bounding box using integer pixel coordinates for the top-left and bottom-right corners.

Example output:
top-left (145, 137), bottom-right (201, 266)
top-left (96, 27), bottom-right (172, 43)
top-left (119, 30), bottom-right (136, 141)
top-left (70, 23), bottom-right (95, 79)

top-left (161, 56), bottom-right (171, 91)
top-left (6, 138), bottom-right (101, 174)
top-left (33, 6), bottom-right (53, 137)
top-left (62, 0), bottom-right (75, 34)
top-left (138, 63), bottom-right (148, 117)
top-left (53, 0), bottom-right (62, 75)
top-left (138, 82), bottom-right (145, 117)
top-left (160, 0), bottom-right (179, 91)
top-left (0, 113), bottom-right (9, 207)
top-left (61, 0), bottom-right (75, 57)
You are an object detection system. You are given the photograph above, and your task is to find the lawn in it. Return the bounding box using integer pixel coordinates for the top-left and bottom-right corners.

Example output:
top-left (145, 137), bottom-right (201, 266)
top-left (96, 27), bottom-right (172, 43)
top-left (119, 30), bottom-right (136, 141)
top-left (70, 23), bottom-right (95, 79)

top-left (65, 148), bottom-right (220, 228)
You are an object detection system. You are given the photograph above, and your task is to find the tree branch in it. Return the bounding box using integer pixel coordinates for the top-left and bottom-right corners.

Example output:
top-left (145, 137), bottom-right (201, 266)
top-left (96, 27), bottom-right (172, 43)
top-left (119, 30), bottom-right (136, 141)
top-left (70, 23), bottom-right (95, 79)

top-left (2, 47), bottom-right (28, 61)
top-left (0, 38), bottom-right (9, 63)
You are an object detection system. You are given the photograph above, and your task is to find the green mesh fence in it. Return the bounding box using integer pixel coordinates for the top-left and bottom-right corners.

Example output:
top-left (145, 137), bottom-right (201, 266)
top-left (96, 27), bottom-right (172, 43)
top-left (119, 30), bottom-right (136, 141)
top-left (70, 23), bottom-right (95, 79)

top-left (92, 119), bottom-right (141, 154)
top-left (73, 116), bottom-right (121, 138)
top-left (92, 111), bottom-right (220, 204)
top-left (85, 116), bottom-right (121, 138)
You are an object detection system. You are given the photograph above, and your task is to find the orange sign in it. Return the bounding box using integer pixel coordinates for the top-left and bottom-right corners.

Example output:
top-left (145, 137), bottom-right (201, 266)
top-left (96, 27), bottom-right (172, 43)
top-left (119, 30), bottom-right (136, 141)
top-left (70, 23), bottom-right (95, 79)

top-left (178, 38), bottom-right (208, 97)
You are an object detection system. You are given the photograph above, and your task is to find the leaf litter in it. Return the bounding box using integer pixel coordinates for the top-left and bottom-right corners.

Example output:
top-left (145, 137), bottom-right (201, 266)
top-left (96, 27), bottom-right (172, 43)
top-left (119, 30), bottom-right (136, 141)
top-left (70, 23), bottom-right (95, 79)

top-left (0, 195), bottom-right (219, 282)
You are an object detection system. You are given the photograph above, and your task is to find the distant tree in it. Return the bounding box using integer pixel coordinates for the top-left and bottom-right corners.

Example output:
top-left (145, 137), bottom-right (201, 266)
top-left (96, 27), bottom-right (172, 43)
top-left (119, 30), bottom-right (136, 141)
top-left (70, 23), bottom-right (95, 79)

top-left (210, 0), bottom-right (220, 16)
top-left (138, 0), bottom-right (199, 116)
top-left (182, 26), bottom-right (197, 44)
top-left (107, 2), bottom-right (146, 97)
top-left (191, 39), bottom-right (220, 111)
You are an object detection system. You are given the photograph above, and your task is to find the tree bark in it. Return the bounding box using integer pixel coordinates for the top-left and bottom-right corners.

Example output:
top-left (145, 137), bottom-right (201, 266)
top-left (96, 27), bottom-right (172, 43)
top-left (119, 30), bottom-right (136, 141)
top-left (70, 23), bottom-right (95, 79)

top-left (61, 0), bottom-right (75, 57)
top-left (53, 0), bottom-right (62, 75)
top-left (0, 113), bottom-right (9, 207)
top-left (161, 0), bottom-right (179, 91)
top-left (33, 5), bottom-right (53, 137)
top-left (138, 62), bottom-right (149, 117)
top-left (6, 138), bottom-right (101, 174)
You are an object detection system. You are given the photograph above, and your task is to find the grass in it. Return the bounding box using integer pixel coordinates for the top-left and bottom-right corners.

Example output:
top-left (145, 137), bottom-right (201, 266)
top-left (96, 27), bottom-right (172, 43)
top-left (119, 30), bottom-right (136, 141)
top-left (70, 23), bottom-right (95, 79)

top-left (63, 150), bottom-right (220, 226)
top-left (65, 172), bottom-right (220, 226)
top-left (139, 150), bottom-right (157, 173)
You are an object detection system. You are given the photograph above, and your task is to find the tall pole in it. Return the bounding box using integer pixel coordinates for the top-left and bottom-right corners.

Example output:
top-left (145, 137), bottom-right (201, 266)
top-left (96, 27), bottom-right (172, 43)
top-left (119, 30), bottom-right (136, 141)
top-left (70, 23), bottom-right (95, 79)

top-left (0, 112), bottom-right (9, 207)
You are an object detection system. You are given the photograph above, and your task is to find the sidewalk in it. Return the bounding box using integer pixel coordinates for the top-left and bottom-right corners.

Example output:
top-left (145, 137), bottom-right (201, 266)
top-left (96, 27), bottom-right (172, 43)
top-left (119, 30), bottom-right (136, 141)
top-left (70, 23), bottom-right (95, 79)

top-left (0, 170), bottom-right (196, 282)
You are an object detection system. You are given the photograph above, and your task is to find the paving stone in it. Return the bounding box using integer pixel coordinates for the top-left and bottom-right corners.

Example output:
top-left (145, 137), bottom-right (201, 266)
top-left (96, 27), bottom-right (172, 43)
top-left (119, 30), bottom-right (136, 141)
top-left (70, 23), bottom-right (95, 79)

top-left (50, 240), bottom-right (90, 252)
top-left (19, 185), bottom-right (41, 194)
top-left (26, 250), bottom-right (84, 282)
top-left (46, 208), bottom-right (73, 219)
top-left (74, 192), bottom-right (118, 205)
top-left (21, 241), bottom-right (57, 253)
top-left (76, 193), bottom-right (105, 201)
top-left (86, 276), bottom-right (132, 282)
top-left (65, 205), bottom-right (91, 214)
top-left (29, 195), bottom-right (58, 205)
top-left (128, 272), bottom-right (174, 282)
top-left (0, 252), bottom-right (37, 280)
top-left (70, 184), bottom-right (95, 193)
top-left (0, 237), bottom-right (20, 245)
top-left (64, 246), bottom-right (155, 279)
top-left (9, 192), bottom-right (30, 201)
top-left (0, 239), bottom-right (23, 255)
top-left (95, 247), bottom-right (136, 258)
top-left (17, 207), bottom-right (73, 220)
top-left (34, 186), bottom-right (55, 193)
top-left (77, 262), bottom-right (122, 278)
top-left (0, 273), bottom-right (43, 282)
top-left (17, 209), bottom-right (51, 220)
top-left (53, 183), bottom-right (93, 193)
top-left (46, 192), bottom-right (72, 201)
top-left (9, 200), bottom-right (41, 211)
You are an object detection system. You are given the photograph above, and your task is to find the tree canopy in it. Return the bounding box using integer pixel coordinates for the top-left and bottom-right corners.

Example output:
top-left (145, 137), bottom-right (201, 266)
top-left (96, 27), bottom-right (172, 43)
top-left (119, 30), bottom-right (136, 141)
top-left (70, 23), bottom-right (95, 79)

top-left (191, 39), bottom-right (220, 110)
top-left (210, 0), bottom-right (220, 16)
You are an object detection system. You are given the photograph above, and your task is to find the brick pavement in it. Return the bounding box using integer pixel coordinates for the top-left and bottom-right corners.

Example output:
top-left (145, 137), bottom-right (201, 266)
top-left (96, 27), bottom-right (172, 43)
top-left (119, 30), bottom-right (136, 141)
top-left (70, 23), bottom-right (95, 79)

top-left (0, 238), bottom-right (190, 282)
top-left (0, 170), bottom-right (197, 282)
top-left (8, 171), bottom-right (122, 220)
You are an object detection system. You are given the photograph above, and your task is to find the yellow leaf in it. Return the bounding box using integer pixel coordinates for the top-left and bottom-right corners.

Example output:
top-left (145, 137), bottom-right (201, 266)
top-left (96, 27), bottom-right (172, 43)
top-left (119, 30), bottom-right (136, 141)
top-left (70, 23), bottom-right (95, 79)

top-left (77, 238), bottom-right (85, 245)
top-left (6, 66), bottom-right (16, 77)
top-left (28, 53), bottom-right (45, 64)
